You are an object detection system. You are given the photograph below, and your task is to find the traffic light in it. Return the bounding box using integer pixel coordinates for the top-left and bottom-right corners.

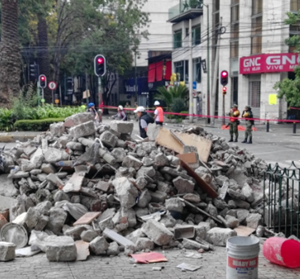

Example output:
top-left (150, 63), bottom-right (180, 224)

top-left (30, 63), bottom-right (39, 79)
top-left (222, 86), bottom-right (227, 95)
top-left (66, 77), bottom-right (73, 95)
top-left (94, 55), bottom-right (106, 76)
top-left (39, 74), bottom-right (47, 88)
top-left (220, 70), bottom-right (228, 86)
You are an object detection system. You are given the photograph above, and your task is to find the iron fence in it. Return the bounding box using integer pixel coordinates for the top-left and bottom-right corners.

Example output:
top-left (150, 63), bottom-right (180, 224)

top-left (263, 162), bottom-right (300, 238)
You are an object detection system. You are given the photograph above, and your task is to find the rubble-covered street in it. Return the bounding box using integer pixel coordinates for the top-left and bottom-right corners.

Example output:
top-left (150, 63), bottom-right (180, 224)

top-left (0, 112), bottom-right (299, 278)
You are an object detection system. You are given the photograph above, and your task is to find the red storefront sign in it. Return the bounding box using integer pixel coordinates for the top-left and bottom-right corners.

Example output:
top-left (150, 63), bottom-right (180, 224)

top-left (240, 53), bottom-right (300, 74)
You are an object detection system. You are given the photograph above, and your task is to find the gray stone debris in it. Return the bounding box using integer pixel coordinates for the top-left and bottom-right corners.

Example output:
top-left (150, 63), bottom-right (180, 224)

top-left (0, 115), bottom-right (270, 262)
top-left (0, 242), bottom-right (16, 262)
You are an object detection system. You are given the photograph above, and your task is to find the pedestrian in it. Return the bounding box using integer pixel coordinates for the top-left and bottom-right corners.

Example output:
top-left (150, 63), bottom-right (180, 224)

top-left (134, 106), bottom-right (154, 138)
top-left (228, 104), bottom-right (240, 142)
top-left (87, 102), bottom-right (99, 123)
top-left (153, 100), bottom-right (164, 126)
top-left (125, 102), bottom-right (130, 108)
top-left (112, 105), bottom-right (127, 121)
top-left (242, 105), bottom-right (254, 144)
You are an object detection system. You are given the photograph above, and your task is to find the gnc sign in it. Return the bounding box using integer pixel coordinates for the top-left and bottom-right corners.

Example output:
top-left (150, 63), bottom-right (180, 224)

top-left (240, 53), bottom-right (300, 74)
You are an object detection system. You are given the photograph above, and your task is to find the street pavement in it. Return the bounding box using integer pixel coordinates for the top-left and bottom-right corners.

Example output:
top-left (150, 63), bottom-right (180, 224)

top-left (1, 119), bottom-right (300, 278)
top-left (1, 246), bottom-right (300, 279)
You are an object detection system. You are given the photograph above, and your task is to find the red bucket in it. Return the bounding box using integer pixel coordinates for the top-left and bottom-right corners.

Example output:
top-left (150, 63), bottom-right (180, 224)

top-left (263, 237), bottom-right (300, 268)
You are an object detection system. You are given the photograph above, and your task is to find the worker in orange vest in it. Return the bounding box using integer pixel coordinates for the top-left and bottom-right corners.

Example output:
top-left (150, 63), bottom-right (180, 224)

top-left (154, 101), bottom-right (164, 126)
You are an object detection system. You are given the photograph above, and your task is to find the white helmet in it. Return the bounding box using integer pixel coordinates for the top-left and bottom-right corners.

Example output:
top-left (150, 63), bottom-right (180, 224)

top-left (134, 106), bottom-right (146, 113)
top-left (154, 101), bottom-right (160, 106)
top-left (118, 105), bottom-right (123, 110)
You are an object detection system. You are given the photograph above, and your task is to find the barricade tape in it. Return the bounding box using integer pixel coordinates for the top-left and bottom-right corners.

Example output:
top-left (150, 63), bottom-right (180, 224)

top-left (102, 105), bottom-right (300, 124)
top-left (289, 107), bottom-right (300, 110)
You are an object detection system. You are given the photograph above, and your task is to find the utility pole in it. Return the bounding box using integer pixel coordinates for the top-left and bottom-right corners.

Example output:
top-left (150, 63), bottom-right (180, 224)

top-left (85, 68), bottom-right (89, 106)
top-left (135, 51), bottom-right (138, 103)
top-left (189, 18), bottom-right (193, 123)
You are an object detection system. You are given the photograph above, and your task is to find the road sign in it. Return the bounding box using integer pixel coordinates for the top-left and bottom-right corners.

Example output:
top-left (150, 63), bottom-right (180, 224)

top-left (48, 81), bottom-right (57, 90)
top-left (55, 99), bottom-right (59, 104)
top-left (193, 81), bottom-right (197, 90)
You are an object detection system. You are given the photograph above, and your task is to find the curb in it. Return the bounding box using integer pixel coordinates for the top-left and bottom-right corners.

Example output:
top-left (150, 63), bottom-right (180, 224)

top-left (0, 135), bottom-right (37, 143)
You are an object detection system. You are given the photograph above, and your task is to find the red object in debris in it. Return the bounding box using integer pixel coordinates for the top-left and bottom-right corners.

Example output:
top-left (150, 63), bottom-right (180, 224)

top-left (263, 237), bottom-right (300, 268)
top-left (131, 252), bottom-right (168, 264)
top-left (221, 125), bottom-right (257, 131)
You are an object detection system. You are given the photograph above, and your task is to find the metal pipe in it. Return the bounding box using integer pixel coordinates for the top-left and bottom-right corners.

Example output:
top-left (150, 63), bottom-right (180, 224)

top-left (266, 120), bottom-right (270, 132)
top-left (189, 18), bottom-right (193, 123)
top-left (293, 122), bottom-right (296, 134)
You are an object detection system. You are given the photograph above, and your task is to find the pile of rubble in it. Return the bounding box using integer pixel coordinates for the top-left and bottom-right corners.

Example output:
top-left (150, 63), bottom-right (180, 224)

top-left (0, 112), bottom-right (267, 262)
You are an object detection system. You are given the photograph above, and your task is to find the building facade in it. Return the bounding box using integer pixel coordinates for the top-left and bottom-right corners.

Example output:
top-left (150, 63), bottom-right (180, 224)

top-left (169, 0), bottom-right (300, 121)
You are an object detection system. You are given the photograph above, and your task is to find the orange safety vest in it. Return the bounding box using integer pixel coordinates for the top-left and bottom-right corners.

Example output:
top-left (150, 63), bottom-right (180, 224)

top-left (156, 107), bottom-right (164, 122)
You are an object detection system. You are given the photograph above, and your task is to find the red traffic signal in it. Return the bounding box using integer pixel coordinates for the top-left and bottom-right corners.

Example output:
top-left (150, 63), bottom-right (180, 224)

top-left (220, 70), bottom-right (228, 86)
top-left (39, 74), bottom-right (47, 88)
top-left (222, 86), bottom-right (227, 95)
top-left (94, 55), bottom-right (106, 77)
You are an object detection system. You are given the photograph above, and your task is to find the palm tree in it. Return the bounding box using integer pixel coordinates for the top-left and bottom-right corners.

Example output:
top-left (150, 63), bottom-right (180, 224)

top-left (0, 0), bottom-right (21, 108)
top-left (156, 84), bottom-right (189, 111)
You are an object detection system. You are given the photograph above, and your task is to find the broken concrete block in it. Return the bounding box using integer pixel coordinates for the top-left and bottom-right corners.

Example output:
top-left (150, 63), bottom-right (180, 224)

top-left (99, 148), bottom-right (116, 164)
top-left (41, 163), bottom-right (56, 174)
top-left (66, 142), bottom-right (84, 151)
top-left (89, 236), bottom-right (109, 255)
top-left (95, 181), bottom-right (110, 192)
top-left (182, 238), bottom-right (203, 250)
top-left (80, 230), bottom-right (98, 242)
top-left (122, 155), bottom-right (142, 170)
top-left (136, 166), bottom-right (156, 179)
top-left (142, 157), bottom-right (154, 167)
top-left (173, 177), bottom-right (195, 194)
top-left (63, 173), bottom-right (84, 193)
top-left (75, 240), bottom-right (90, 261)
top-left (53, 190), bottom-right (70, 203)
top-left (110, 121), bottom-right (134, 134)
top-left (45, 207), bottom-right (68, 235)
top-left (64, 225), bottom-right (91, 240)
top-left (44, 148), bottom-right (69, 163)
top-left (160, 214), bottom-right (176, 228)
top-left (241, 183), bottom-right (254, 203)
top-left (0, 242), bottom-right (16, 262)
top-left (50, 122), bottom-right (65, 137)
top-left (107, 241), bottom-right (120, 256)
top-left (183, 193), bottom-right (201, 203)
top-left (111, 148), bottom-right (126, 163)
top-left (142, 219), bottom-right (174, 246)
top-left (154, 153), bottom-right (169, 167)
top-left (69, 120), bottom-right (95, 139)
top-left (100, 131), bottom-right (118, 148)
top-left (25, 207), bottom-right (48, 231)
top-left (46, 173), bottom-right (64, 188)
top-left (149, 191), bottom-right (167, 203)
top-left (234, 200), bottom-right (251, 210)
top-left (225, 215), bottom-right (239, 229)
top-left (137, 189), bottom-right (152, 208)
top-left (206, 228), bottom-right (237, 247)
top-left (136, 238), bottom-right (154, 251)
top-left (236, 209), bottom-right (250, 224)
top-left (64, 112), bottom-right (94, 127)
top-left (45, 236), bottom-right (76, 262)
top-left (113, 177), bottom-right (139, 209)
top-left (135, 177), bottom-right (148, 190)
top-left (246, 213), bottom-right (262, 229)
top-left (165, 198), bottom-right (185, 213)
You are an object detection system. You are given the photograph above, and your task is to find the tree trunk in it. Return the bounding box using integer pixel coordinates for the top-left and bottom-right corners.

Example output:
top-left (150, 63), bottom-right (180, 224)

top-left (37, 3), bottom-right (51, 103)
top-left (0, 0), bottom-right (21, 108)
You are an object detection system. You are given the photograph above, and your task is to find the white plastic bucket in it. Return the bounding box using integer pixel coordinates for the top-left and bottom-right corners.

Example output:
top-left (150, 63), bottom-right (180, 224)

top-left (226, 236), bottom-right (260, 279)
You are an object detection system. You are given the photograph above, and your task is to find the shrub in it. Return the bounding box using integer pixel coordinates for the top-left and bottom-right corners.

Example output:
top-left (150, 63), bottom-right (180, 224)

top-left (14, 118), bottom-right (66, 131)
top-left (0, 108), bottom-right (14, 131)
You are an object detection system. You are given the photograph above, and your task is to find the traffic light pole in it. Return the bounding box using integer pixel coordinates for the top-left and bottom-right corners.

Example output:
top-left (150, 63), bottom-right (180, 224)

top-left (223, 93), bottom-right (225, 126)
top-left (98, 76), bottom-right (103, 123)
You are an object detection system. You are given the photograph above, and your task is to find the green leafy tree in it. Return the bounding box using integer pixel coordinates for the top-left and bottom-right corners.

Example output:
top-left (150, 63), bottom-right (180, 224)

top-left (156, 84), bottom-right (189, 110)
top-left (274, 12), bottom-right (300, 107)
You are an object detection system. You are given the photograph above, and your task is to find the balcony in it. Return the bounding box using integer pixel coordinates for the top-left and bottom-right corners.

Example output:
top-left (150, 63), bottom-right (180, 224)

top-left (168, 0), bottom-right (203, 23)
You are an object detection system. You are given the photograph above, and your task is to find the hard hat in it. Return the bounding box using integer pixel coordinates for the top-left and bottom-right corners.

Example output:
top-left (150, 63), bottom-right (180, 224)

top-left (245, 105), bottom-right (250, 109)
top-left (154, 101), bottom-right (160, 106)
top-left (243, 112), bottom-right (249, 117)
top-left (233, 111), bottom-right (240, 117)
top-left (88, 102), bottom-right (95, 108)
top-left (233, 104), bottom-right (238, 108)
top-left (118, 105), bottom-right (123, 110)
top-left (134, 106), bottom-right (146, 113)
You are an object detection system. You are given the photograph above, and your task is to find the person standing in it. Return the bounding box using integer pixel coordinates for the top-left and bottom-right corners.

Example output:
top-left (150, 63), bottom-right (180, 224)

top-left (153, 100), bottom-right (164, 126)
top-left (228, 104), bottom-right (240, 142)
top-left (87, 102), bottom-right (99, 123)
top-left (134, 106), bottom-right (154, 138)
top-left (242, 105), bottom-right (254, 144)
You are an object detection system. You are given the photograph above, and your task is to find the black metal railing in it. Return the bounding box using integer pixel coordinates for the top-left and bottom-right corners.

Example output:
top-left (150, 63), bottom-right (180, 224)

top-left (263, 162), bottom-right (300, 238)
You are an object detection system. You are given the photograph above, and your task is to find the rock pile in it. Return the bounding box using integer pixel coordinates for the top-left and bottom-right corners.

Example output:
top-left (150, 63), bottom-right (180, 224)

top-left (0, 112), bottom-right (267, 262)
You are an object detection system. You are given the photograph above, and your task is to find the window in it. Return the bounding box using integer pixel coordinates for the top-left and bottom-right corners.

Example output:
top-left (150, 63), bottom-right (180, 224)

top-left (251, 36), bottom-right (262, 54)
top-left (193, 58), bottom-right (201, 83)
top-left (252, 16), bottom-right (262, 35)
top-left (252, 0), bottom-right (263, 15)
top-left (231, 0), bottom-right (239, 4)
top-left (231, 5), bottom-right (239, 22)
top-left (173, 30), bottom-right (182, 49)
top-left (174, 61), bottom-right (184, 81)
top-left (213, 0), bottom-right (220, 12)
top-left (231, 23), bottom-right (239, 39)
top-left (249, 81), bottom-right (261, 108)
top-left (230, 41), bottom-right (239, 57)
top-left (291, 0), bottom-right (300, 11)
top-left (192, 26), bottom-right (201, 45)
top-left (184, 60), bottom-right (189, 83)
top-left (251, 6), bottom-right (262, 54)
top-left (232, 77), bottom-right (238, 106)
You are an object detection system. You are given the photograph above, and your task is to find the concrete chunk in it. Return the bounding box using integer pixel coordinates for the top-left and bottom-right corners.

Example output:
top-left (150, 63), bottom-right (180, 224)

top-left (142, 219), bottom-right (174, 246)
top-left (64, 112), bottom-right (94, 127)
top-left (44, 148), bottom-right (69, 164)
top-left (173, 177), bottom-right (195, 194)
top-left (100, 131), bottom-right (118, 148)
top-left (0, 242), bottom-right (16, 262)
top-left (122, 155), bottom-right (142, 170)
top-left (206, 228), bottom-right (237, 247)
top-left (89, 236), bottom-right (109, 255)
top-left (50, 122), bottom-right (65, 137)
top-left (45, 236), bottom-right (76, 262)
top-left (110, 121), bottom-right (134, 134)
